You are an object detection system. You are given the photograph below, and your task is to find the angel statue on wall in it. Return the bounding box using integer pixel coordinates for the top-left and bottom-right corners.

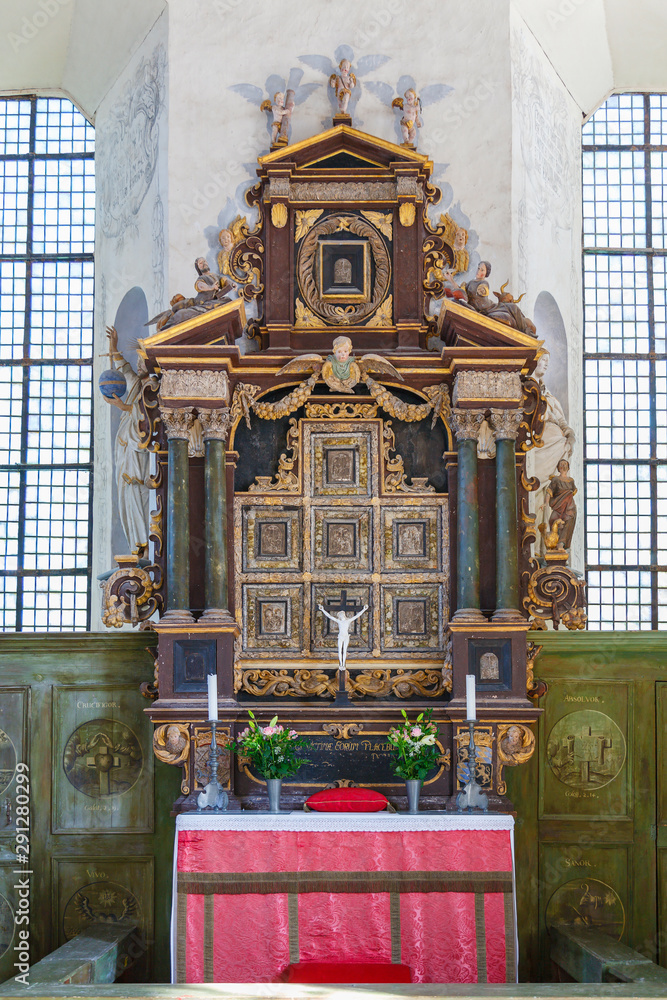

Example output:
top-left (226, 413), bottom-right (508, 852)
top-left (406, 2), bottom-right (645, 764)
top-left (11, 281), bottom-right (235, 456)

top-left (329, 59), bottom-right (357, 117)
top-left (145, 258), bottom-right (235, 333)
top-left (260, 90), bottom-right (295, 147)
top-left (229, 70), bottom-right (320, 147)
top-left (277, 335), bottom-right (403, 393)
top-left (318, 604), bottom-right (369, 672)
top-left (298, 48), bottom-right (390, 128)
top-left (365, 76), bottom-right (453, 149)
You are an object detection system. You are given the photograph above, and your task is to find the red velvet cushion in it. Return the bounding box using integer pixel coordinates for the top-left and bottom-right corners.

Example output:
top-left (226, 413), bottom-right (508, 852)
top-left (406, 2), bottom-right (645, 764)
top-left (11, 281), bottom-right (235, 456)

top-left (287, 962), bottom-right (411, 983)
top-left (306, 787), bottom-right (388, 812)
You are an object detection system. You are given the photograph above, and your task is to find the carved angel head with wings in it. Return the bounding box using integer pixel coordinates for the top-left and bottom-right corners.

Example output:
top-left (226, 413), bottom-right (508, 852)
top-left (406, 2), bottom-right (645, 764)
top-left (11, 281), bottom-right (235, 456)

top-left (277, 339), bottom-right (403, 394)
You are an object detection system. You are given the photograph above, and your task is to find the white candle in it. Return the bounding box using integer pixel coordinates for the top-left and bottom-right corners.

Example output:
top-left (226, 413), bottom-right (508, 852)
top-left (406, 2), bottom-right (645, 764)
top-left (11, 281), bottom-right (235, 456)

top-left (466, 674), bottom-right (476, 721)
top-left (207, 672), bottom-right (218, 721)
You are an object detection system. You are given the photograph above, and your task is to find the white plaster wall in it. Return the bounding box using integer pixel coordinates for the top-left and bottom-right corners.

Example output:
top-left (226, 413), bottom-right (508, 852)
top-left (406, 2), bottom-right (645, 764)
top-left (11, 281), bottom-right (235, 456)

top-left (165, 0), bottom-right (514, 289)
top-left (510, 8), bottom-right (584, 572)
top-left (90, 9), bottom-right (168, 627)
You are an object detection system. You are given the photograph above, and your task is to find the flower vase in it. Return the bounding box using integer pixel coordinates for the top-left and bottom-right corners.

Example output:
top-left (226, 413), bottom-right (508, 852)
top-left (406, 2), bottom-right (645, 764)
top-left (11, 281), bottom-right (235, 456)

top-left (405, 779), bottom-right (422, 813)
top-left (266, 778), bottom-right (283, 813)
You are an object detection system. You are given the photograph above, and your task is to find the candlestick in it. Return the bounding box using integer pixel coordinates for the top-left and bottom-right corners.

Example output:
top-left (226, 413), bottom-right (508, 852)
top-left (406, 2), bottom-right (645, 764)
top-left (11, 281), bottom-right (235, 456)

top-left (207, 672), bottom-right (218, 720)
top-left (466, 674), bottom-right (476, 720)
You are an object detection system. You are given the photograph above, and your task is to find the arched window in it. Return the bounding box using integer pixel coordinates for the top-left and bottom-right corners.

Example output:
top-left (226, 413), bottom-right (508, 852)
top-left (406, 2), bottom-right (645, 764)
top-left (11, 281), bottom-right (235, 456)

top-left (0, 97), bottom-right (94, 630)
top-left (583, 94), bottom-right (667, 629)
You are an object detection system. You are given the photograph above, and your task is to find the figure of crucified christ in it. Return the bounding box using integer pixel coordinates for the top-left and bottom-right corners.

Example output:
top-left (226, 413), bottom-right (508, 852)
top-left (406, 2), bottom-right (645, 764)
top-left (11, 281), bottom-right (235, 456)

top-left (318, 604), bottom-right (369, 671)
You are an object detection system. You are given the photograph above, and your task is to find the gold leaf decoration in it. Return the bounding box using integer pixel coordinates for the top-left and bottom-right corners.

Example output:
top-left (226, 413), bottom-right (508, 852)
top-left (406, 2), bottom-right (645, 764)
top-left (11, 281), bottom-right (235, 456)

top-left (399, 202), bottom-right (416, 227)
top-left (294, 209), bottom-right (324, 242)
top-left (271, 203), bottom-right (288, 228)
top-left (366, 294), bottom-right (393, 328)
top-left (361, 210), bottom-right (393, 240)
top-left (295, 298), bottom-right (320, 328)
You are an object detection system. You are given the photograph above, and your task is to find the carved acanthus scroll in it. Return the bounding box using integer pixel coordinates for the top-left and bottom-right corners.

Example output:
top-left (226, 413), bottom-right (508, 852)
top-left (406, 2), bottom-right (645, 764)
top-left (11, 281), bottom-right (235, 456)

top-left (218, 214), bottom-right (264, 301)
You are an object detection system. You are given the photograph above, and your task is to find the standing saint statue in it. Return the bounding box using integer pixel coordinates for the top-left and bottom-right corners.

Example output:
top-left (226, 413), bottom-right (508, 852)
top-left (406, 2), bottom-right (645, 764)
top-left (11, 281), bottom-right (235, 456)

top-left (104, 326), bottom-right (150, 554)
top-left (318, 603), bottom-right (369, 671)
top-left (543, 459), bottom-right (577, 550)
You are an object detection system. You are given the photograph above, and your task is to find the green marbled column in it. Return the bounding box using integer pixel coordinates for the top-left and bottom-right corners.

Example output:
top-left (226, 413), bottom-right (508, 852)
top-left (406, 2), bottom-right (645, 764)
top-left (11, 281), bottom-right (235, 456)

top-left (490, 407), bottom-right (523, 620)
top-left (456, 436), bottom-right (481, 613)
top-left (166, 435), bottom-right (190, 612)
top-left (205, 437), bottom-right (227, 610)
top-left (495, 437), bottom-right (519, 611)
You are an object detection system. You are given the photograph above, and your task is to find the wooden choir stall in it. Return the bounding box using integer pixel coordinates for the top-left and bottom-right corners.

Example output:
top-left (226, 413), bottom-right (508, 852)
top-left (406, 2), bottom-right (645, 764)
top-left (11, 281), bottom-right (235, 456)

top-left (102, 118), bottom-right (586, 983)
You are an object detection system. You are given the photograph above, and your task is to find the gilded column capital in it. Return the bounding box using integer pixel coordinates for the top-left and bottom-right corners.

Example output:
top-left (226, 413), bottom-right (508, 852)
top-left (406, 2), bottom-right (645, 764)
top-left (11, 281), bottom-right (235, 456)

top-left (198, 407), bottom-right (231, 444)
top-left (453, 370), bottom-right (523, 406)
top-left (160, 405), bottom-right (196, 440)
top-left (489, 407), bottom-right (524, 442)
top-left (450, 407), bottom-right (486, 443)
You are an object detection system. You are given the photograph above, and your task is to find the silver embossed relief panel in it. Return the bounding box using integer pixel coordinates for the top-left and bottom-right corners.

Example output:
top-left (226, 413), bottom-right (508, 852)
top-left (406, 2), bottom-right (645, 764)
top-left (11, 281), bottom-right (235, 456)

top-left (381, 506), bottom-right (443, 572)
top-left (312, 507), bottom-right (372, 573)
top-left (381, 584), bottom-right (444, 651)
top-left (242, 506), bottom-right (302, 572)
top-left (243, 584), bottom-right (303, 652)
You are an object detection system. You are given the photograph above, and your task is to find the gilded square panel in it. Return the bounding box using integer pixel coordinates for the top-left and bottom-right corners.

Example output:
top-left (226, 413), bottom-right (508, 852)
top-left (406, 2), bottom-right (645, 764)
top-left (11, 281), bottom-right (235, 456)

top-left (242, 506), bottom-right (301, 572)
top-left (381, 507), bottom-right (441, 572)
top-left (243, 584), bottom-right (303, 652)
top-left (311, 584), bottom-right (372, 655)
top-left (312, 506), bottom-right (372, 572)
top-left (381, 584), bottom-right (443, 651)
top-left (310, 431), bottom-right (372, 496)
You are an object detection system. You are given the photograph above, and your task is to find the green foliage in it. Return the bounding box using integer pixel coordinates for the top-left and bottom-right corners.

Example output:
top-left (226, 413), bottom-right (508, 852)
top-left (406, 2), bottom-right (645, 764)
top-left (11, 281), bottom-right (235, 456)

top-left (387, 708), bottom-right (441, 781)
top-left (234, 710), bottom-right (310, 779)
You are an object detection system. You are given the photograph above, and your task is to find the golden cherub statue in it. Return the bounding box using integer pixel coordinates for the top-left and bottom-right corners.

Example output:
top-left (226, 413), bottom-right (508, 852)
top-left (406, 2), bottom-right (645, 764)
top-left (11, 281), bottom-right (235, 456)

top-left (277, 336), bottom-right (403, 393)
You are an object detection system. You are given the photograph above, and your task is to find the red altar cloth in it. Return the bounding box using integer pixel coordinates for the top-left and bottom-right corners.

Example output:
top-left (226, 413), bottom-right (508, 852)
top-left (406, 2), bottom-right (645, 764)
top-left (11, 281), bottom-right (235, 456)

top-left (173, 813), bottom-right (516, 984)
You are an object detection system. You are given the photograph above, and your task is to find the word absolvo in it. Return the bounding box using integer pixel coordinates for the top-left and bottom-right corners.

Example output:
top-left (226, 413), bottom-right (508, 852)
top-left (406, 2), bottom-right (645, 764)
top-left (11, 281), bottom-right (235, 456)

top-left (13, 763), bottom-right (30, 986)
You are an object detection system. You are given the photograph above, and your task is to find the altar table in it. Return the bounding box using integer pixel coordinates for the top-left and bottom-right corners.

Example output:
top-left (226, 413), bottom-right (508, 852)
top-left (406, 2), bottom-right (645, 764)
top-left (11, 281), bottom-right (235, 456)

top-left (172, 812), bottom-right (517, 984)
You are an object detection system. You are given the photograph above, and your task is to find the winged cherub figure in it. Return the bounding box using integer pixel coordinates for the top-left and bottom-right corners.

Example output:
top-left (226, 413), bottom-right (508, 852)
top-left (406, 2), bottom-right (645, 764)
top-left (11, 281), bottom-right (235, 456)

top-left (366, 77), bottom-right (453, 150)
top-left (229, 70), bottom-right (320, 146)
top-left (391, 88), bottom-right (423, 147)
top-left (277, 335), bottom-right (404, 393)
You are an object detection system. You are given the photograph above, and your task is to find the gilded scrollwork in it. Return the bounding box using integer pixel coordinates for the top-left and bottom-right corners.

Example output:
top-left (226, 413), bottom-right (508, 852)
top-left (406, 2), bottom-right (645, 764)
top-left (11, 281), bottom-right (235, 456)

top-left (348, 667), bottom-right (447, 698)
top-left (249, 417), bottom-right (300, 493)
top-left (496, 723), bottom-right (536, 795)
top-left (522, 559), bottom-right (587, 630)
top-left (297, 213), bottom-right (391, 325)
top-left (235, 667), bottom-right (337, 698)
top-left (520, 497), bottom-right (538, 552)
top-left (295, 209), bottom-right (324, 242)
top-left (138, 375), bottom-right (161, 451)
top-left (294, 298), bottom-right (320, 328)
top-left (153, 723), bottom-right (190, 795)
top-left (148, 493), bottom-right (163, 559)
top-left (382, 421), bottom-right (435, 494)
top-left (305, 402), bottom-right (378, 420)
top-left (101, 558), bottom-right (163, 628)
top-left (322, 723), bottom-right (364, 739)
top-left (218, 214), bottom-right (264, 302)
top-left (526, 641), bottom-right (544, 698)
top-left (520, 377), bottom-right (547, 453)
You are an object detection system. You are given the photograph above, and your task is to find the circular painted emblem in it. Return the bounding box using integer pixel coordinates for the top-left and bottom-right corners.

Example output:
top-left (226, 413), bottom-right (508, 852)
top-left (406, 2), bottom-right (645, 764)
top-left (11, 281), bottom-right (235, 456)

top-left (63, 718), bottom-right (143, 798)
top-left (0, 894), bottom-right (14, 959)
top-left (0, 729), bottom-right (17, 797)
top-left (63, 881), bottom-right (141, 941)
top-left (546, 710), bottom-right (626, 790)
top-left (546, 878), bottom-right (625, 940)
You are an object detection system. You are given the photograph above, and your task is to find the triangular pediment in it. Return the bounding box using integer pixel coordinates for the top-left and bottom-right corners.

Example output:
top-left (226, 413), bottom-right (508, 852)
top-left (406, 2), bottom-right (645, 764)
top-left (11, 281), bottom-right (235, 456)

top-left (258, 125), bottom-right (432, 174)
top-left (138, 298), bottom-right (246, 358)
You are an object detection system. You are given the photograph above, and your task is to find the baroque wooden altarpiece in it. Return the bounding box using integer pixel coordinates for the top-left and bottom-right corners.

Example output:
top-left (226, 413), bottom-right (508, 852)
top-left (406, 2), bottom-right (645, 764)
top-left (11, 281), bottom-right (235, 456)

top-left (103, 125), bottom-right (586, 812)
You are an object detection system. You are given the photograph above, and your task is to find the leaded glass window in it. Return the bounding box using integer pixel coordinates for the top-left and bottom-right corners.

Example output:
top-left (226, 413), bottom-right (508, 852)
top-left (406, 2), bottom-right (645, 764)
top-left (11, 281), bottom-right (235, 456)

top-left (0, 97), bottom-right (94, 630)
top-left (583, 93), bottom-right (667, 629)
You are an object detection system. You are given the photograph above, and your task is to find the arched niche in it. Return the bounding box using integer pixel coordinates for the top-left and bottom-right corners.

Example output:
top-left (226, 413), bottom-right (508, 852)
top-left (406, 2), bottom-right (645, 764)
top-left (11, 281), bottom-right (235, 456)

top-left (534, 291), bottom-right (569, 420)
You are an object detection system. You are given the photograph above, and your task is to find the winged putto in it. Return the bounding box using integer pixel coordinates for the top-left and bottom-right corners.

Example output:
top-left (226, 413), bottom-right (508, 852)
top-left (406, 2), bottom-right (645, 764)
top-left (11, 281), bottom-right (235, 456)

top-left (277, 336), bottom-right (403, 393)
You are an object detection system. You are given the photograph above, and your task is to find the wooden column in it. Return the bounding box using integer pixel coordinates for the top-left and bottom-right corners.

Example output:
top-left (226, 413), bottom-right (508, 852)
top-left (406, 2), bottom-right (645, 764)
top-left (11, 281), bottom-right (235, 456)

top-left (198, 408), bottom-right (231, 621)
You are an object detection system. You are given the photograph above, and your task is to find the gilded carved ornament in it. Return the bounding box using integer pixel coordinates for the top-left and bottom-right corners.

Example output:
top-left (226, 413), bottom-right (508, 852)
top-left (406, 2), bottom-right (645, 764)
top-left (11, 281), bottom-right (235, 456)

top-left (383, 421), bottom-right (435, 494)
top-left (249, 417), bottom-right (299, 493)
top-left (452, 370), bottom-right (523, 406)
top-left (526, 641), bottom-right (545, 699)
top-left (101, 556), bottom-right (162, 629)
top-left (159, 369), bottom-right (229, 403)
top-left (360, 210), bottom-right (393, 239)
top-left (365, 295), bottom-right (393, 327)
top-left (522, 558), bottom-right (587, 631)
top-left (271, 202), bottom-right (288, 228)
top-left (449, 407), bottom-right (485, 443)
top-left (305, 402), bottom-right (378, 420)
top-left (217, 214), bottom-right (264, 302)
top-left (234, 666), bottom-right (337, 699)
top-left (496, 724), bottom-right (536, 796)
top-left (294, 209), bottom-right (324, 242)
top-left (488, 407), bottom-right (524, 442)
top-left (294, 299), bottom-right (320, 328)
top-left (153, 724), bottom-right (191, 796)
top-left (399, 203), bottom-right (416, 228)
top-left (520, 377), bottom-right (547, 453)
top-left (233, 664), bottom-right (451, 700)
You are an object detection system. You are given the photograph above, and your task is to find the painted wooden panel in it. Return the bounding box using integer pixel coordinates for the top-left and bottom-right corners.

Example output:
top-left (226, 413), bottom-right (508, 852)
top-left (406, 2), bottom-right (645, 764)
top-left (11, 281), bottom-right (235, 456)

top-left (0, 688), bottom-right (29, 836)
top-left (52, 685), bottom-right (153, 835)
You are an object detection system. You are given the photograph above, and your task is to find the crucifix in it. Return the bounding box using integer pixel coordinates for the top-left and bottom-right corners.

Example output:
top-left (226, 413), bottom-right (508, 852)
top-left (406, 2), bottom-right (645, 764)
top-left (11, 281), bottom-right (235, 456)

top-left (318, 590), bottom-right (369, 706)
